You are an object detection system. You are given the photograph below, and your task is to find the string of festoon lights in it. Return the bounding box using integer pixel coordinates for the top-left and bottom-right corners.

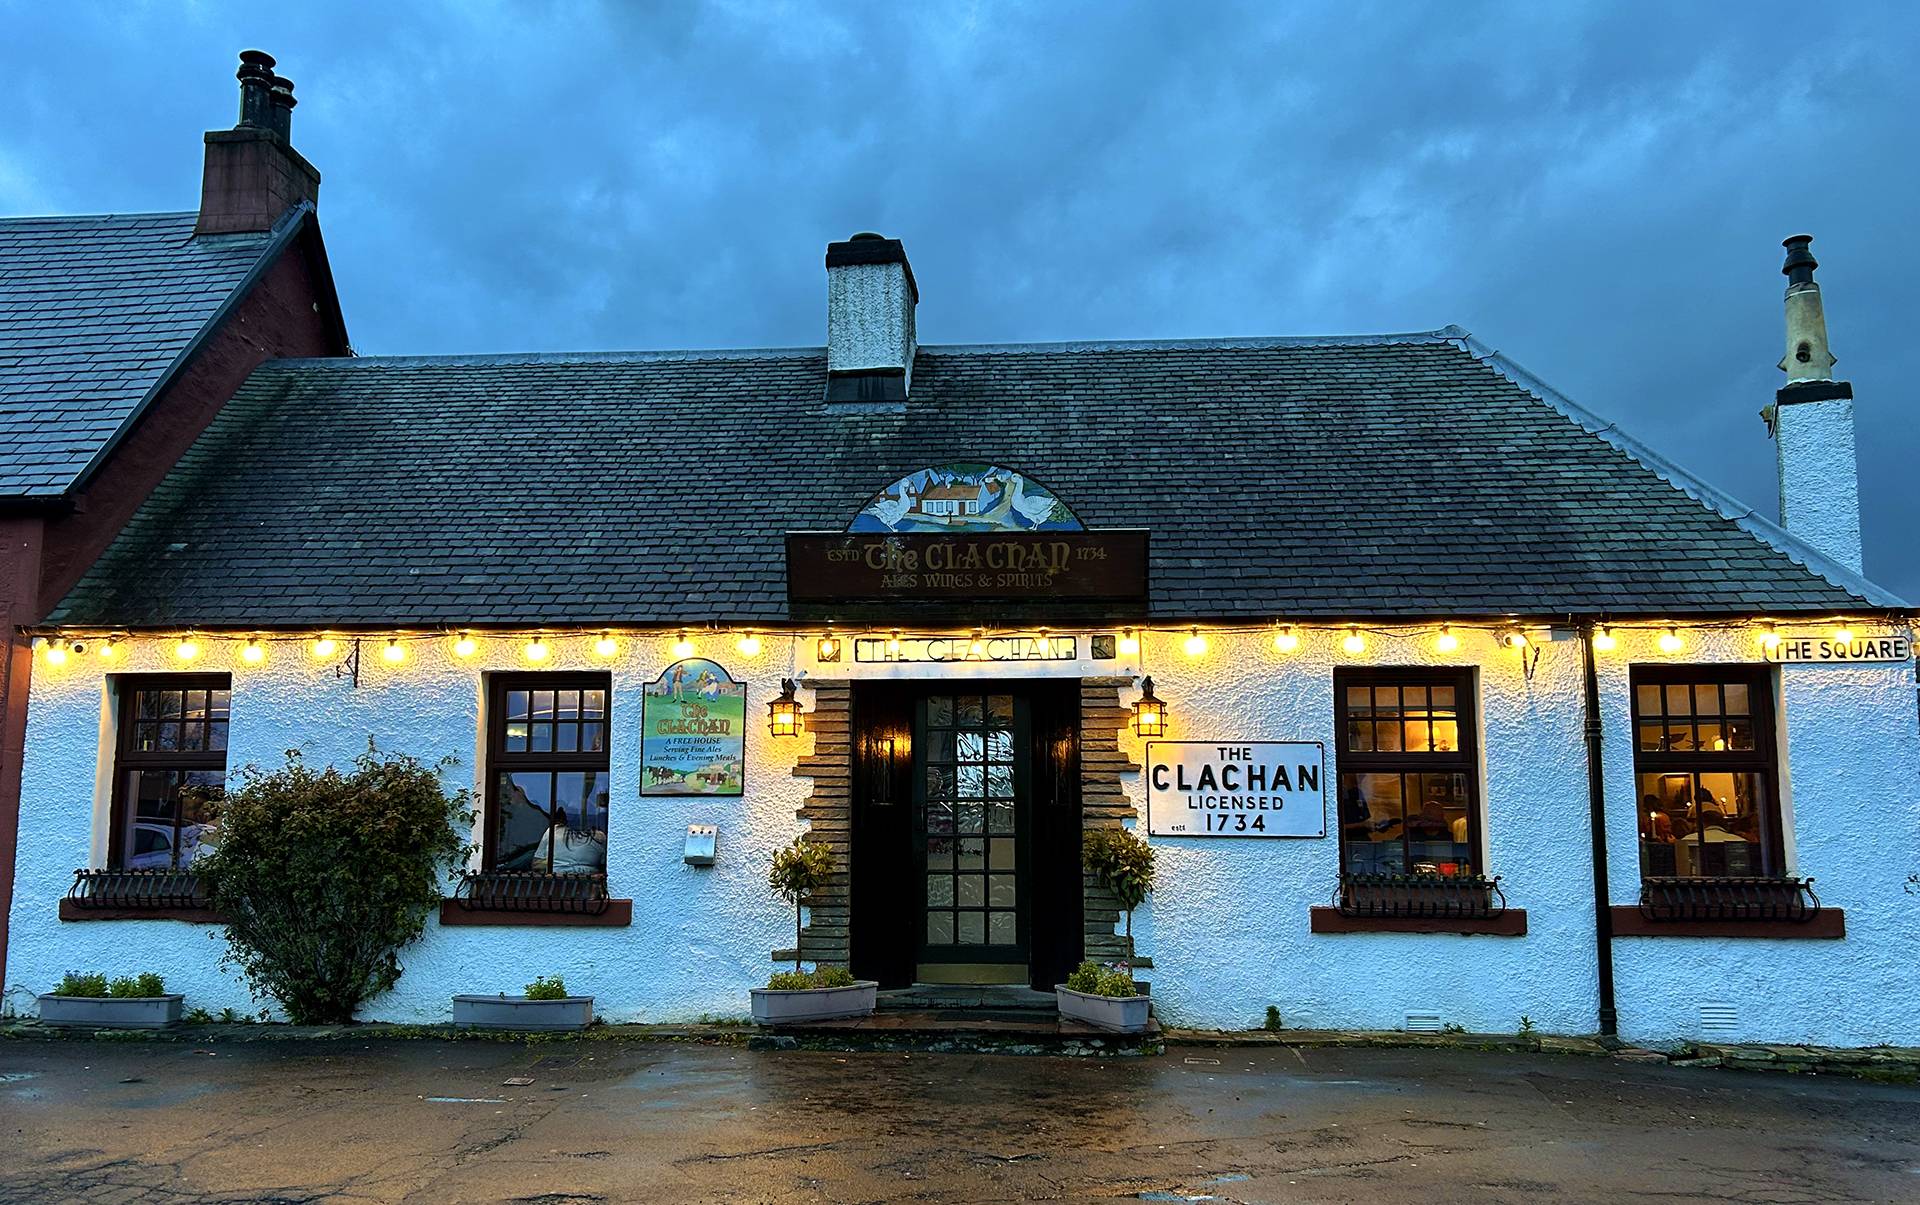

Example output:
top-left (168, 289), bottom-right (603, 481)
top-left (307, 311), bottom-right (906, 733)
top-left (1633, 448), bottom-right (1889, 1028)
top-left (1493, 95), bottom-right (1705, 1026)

top-left (24, 617), bottom-right (1884, 668)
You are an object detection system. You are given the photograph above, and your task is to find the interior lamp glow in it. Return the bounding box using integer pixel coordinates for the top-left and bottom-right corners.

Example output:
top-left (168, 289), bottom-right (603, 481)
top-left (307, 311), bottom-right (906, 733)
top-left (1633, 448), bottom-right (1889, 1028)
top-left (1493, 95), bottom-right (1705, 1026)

top-left (524, 637), bottom-right (550, 663)
top-left (736, 632), bottom-right (763, 657)
top-left (1131, 676), bottom-right (1166, 737)
top-left (1272, 625), bottom-right (1299, 653)
top-left (594, 632), bottom-right (619, 658)
top-left (768, 678), bottom-right (802, 737)
top-left (672, 631), bottom-right (695, 658)
top-left (175, 636), bottom-right (200, 662)
top-left (311, 635), bottom-right (338, 658)
top-left (1117, 628), bottom-right (1140, 656)
top-left (1183, 628), bottom-right (1208, 656)
top-left (453, 631), bottom-right (478, 658)
top-left (1658, 627), bottom-right (1684, 653)
top-left (241, 638), bottom-right (265, 664)
top-left (1342, 627), bottom-right (1366, 655)
top-left (44, 639), bottom-right (67, 667)
top-left (382, 638), bottom-right (407, 664)
top-left (1435, 626), bottom-right (1459, 653)
top-left (1592, 626), bottom-right (1617, 652)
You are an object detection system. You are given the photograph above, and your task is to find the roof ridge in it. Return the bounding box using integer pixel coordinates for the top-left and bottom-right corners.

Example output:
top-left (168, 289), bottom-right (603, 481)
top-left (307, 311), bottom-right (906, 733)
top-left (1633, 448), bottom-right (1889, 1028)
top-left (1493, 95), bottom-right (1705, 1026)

top-left (1452, 331), bottom-right (1908, 610)
top-left (264, 326), bottom-right (1471, 370)
top-left (0, 210), bottom-right (196, 224)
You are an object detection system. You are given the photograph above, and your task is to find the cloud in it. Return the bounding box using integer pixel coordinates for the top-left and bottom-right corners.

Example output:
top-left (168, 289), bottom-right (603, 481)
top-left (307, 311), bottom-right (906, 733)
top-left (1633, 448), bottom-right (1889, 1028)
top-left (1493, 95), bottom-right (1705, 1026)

top-left (2, 0), bottom-right (1913, 595)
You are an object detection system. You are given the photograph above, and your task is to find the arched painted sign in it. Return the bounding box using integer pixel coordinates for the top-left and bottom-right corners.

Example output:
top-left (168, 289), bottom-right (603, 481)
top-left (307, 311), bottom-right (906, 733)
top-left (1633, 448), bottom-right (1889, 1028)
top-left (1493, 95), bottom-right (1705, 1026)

top-left (640, 658), bottom-right (746, 796)
top-left (849, 463), bottom-right (1083, 533)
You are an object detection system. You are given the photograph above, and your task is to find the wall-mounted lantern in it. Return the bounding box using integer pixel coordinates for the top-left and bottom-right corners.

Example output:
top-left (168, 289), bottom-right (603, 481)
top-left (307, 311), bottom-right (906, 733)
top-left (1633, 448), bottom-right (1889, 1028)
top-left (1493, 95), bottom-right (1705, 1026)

top-left (768, 678), bottom-right (803, 737)
top-left (1132, 676), bottom-right (1166, 737)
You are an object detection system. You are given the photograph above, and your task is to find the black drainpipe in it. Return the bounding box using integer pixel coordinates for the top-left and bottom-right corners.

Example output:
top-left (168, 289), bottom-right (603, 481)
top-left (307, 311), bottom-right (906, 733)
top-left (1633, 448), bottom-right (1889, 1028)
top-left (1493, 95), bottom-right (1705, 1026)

top-left (1580, 622), bottom-right (1619, 1037)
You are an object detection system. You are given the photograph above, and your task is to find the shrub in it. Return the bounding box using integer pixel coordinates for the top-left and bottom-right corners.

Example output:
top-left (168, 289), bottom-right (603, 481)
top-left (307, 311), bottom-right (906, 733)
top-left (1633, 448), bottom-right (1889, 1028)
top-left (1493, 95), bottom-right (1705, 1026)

top-left (1065, 961), bottom-right (1102, 994)
top-left (53, 972), bottom-right (108, 998)
top-left (767, 836), bottom-right (834, 974)
top-left (1094, 969), bottom-right (1138, 998)
top-left (765, 966), bottom-right (856, 991)
top-left (107, 973), bottom-right (166, 998)
top-left (197, 746), bottom-right (473, 1024)
top-left (1083, 827), bottom-right (1156, 974)
top-left (1264, 1005), bottom-right (1283, 1032)
top-left (525, 976), bottom-right (568, 1001)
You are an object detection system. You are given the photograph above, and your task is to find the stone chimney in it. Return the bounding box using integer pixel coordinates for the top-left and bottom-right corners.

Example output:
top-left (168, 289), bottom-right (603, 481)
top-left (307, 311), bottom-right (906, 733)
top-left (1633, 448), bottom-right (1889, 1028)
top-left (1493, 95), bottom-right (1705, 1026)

top-left (195, 50), bottom-right (320, 236)
top-left (826, 233), bottom-right (917, 402)
top-left (1765, 235), bottom-right (1863, 573)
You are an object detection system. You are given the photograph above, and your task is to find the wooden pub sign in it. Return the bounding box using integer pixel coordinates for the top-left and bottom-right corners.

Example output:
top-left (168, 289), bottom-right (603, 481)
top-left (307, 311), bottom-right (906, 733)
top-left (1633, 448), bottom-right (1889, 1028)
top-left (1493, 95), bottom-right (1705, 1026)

top-left (786, 530), bottom-right (1149, 603)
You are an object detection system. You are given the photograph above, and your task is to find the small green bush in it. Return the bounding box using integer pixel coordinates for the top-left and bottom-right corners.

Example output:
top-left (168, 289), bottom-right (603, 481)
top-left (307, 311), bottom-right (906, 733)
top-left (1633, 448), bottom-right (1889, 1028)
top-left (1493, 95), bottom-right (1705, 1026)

top-left (765, 966), bottom-right (856, 991)
top-left (54, 972), bottom-right (108, 998)
top-left (1264, 1005), bottom-right (1283, 1031)
top-left (1065, 961), bottom-right (1102, 993)
top-left (767, 836), bottom-right (835, 974)
top-left (1094, 969), bottom-right (1138, 998)
top-left (106, 973), bottom-right (166, 998)
top-left (525, 975), bottom-right (568, 1001)
top-left (1083, 827), bottom-right (1155, 974)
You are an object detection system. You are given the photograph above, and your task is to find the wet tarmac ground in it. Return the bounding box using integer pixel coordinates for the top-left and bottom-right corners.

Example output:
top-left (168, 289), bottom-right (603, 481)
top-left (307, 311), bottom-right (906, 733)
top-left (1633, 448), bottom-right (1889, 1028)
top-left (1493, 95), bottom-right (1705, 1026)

top-left (1, 1038), bottom-right (1916, 1202)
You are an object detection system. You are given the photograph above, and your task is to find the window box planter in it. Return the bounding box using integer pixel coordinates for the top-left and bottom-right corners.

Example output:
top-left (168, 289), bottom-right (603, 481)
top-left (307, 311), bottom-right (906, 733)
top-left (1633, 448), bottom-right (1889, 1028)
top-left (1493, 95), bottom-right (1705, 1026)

top-left (451, 994), bottom-right (594, 1031)
top-left (1055, 983), bottom-right (1152, 1033)
top-left (748, 980), bottom-right (878, 1025)
top-left (37, 993), bottom-right (184, 1029)
top-left (1337, 873), bottom-right (1504, 920)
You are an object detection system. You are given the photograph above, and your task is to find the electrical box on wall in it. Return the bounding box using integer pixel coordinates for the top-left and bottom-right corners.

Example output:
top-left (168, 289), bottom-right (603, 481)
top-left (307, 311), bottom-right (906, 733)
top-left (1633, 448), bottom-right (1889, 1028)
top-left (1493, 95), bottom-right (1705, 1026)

top-left (684, 824), bottom-right (717, 866)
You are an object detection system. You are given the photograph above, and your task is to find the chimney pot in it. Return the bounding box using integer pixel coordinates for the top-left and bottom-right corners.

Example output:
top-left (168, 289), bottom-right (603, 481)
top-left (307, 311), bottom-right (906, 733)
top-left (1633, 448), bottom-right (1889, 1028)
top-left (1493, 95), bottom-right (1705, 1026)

top-left (1767, 233), bottom-right (1863, 574)
top-left (267, 74), bottom-right (297, 139)
top-left (196, 50), bottom-right (320, 236)
top-left (235, 49), bottom-right (277, 130)
top-left (1781, 233), bottom-right (1818, 285)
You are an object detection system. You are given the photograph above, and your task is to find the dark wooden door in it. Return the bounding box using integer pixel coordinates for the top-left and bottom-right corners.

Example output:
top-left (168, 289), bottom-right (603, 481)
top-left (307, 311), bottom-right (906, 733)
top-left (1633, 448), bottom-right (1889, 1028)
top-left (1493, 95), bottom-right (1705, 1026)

top-left (850, 683), bottom-right (916, 987)
top-left (1026, 680), bottom-right (1084, 991)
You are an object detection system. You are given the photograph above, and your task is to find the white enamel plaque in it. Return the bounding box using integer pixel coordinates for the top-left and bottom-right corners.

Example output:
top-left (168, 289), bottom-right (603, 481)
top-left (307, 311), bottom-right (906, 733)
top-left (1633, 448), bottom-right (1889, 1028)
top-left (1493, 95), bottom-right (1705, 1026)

top-left (1145, 741), bottom-right (1327, 838)
top-left (1763, 634), bottom-right (1911, 664)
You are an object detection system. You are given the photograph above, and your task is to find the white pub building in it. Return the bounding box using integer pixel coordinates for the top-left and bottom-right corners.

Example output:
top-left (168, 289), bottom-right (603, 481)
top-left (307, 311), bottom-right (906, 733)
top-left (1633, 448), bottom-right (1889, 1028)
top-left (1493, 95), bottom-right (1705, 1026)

top-left (2, 76), bottom-right (1914, 1046)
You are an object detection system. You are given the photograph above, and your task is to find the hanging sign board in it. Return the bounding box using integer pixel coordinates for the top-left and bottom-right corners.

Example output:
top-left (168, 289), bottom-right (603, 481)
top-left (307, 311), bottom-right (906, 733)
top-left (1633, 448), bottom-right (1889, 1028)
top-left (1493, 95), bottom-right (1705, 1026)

top-left (786, 531), bottom-right (1149, 603)
top-left (1763, 634), bottom-right (1911, 664)
top-left (1145, 741), bottom-right (1326, 837)
top-left (640, 659), bottom-right (746, 796)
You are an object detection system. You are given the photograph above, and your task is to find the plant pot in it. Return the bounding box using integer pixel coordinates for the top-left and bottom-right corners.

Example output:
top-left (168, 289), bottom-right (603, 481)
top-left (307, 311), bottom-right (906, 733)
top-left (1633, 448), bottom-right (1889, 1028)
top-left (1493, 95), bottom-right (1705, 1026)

top-left (38, 993), bottom-right (184, 1029)
top-left (749, 980), bottom-right (879, 1025)
top-left (1056, 984), bottom-right (1152, 1033)
top-left (451, 994), bottom-right (594, 1031)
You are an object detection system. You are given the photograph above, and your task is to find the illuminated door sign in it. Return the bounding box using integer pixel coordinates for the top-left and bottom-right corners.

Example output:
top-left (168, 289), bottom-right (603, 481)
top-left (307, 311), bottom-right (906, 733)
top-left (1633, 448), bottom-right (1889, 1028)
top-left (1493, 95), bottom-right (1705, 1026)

top-left (1145, 741), bottom-right (1327, 838)
top-left (1763, 634), bottom-right (1912, 664)
top-left (854, 635), bottom-right (1077, 663)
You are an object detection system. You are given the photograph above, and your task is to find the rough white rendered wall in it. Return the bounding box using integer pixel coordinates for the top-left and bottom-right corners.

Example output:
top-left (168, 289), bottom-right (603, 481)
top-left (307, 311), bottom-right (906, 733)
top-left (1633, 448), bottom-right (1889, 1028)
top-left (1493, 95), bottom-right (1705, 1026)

top-left (1599, 624), bottom-right (1920, 1047)
top-left (6, 623), bottom-right (1916, 1042)
top-left (826, 261), bottom-right (914, 384)
top-left (1774, 398), bottom-right (1864, 574)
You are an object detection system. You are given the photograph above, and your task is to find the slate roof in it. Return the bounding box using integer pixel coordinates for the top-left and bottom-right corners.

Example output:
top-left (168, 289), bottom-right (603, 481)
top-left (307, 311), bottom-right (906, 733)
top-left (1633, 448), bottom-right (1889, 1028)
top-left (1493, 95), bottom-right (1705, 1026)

top-left (46, 328), bottom-right (1903, 627)
top-left (0, 211), bottom-right (285, 496)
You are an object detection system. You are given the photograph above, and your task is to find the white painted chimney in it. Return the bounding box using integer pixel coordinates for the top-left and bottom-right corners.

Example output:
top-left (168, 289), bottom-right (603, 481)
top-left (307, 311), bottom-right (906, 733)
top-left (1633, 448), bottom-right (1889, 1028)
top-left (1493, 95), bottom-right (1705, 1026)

top-left (1766, 234), bottom-right (1864, 573)
top-left (826, 233), bottom-right (917, 402)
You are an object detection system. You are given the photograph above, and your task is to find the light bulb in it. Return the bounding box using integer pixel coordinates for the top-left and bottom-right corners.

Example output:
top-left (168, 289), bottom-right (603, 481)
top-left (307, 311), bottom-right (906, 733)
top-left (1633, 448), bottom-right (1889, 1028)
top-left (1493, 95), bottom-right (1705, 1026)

top-left (241, 638), bottom-right (265, 664)
top-left (1272, 626), bottom-right (1299, 653)
top-left (1342, 628), bottom-right (1366, 655)
top-left (1502, 629), bottom-right (1529, 649)
top-left (595, 632), bottom-right (619, 658)
top-left (969, 630), bottom-right (987, 657)
top-left (886, 630), bottom-right (902, 655)
top-left (1757, 625), bottom-right (1780, 651)
top-left (175, 636), bottom-right (200, 662)
top-left (736, 632), bottom-right (763, 657)
top-left (1183, 629), bottom-right (1208, 657)
top-left (382, 638), bottom-right (407, 664)
top-left (453, 632), bottom-right (478, 658)
top-left (1593, 627), bottom-right (1617, 652)
top-left (311, 635), bottom-right (338, 658)
top-left (1117, 628), bottom-right (1140, 656)
top-left (672, 631), bottom-right (695, 658)
top-left (817, 633), bottom-right (840, 661)
top-left (97, 638), bottom-right (118, 660)
top-left (524, 637), bottom-right (549, 663)
top-left (44, 640), bottom-right (68, 666)
top-left (1435, 626), bottom-right (1459, 653)
top-left (1658, 628), bottom-right (1684, 654)
top-left (1833, 625), bottom-right (1855, 646)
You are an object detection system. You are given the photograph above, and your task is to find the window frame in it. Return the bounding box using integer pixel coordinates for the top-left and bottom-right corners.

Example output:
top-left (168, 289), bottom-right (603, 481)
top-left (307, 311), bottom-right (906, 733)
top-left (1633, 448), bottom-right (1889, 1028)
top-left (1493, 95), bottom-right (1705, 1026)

top-left (1628, 663), bottom-right (1784, 878)
top-left (482, 671), bottom-right (613, 874)
top-left (107, 673), bottom-right (232, 871)
top-left (1332, 666), bottom-right (1482, 878)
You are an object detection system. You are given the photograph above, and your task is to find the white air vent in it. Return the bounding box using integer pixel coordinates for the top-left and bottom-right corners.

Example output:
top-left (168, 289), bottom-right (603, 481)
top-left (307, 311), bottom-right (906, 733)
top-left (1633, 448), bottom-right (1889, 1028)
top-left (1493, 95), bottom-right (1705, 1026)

top-left (1699, 1002), bottom-right (1739, 1035)
top-left (1404, 1011), bottom-right (1444, 1033)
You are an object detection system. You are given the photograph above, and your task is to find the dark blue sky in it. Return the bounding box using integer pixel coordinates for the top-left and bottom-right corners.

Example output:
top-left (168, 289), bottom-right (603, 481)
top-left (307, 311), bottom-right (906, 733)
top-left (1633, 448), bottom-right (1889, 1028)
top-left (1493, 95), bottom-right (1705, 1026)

top-left (4, 2), bottom-right (1915, 599)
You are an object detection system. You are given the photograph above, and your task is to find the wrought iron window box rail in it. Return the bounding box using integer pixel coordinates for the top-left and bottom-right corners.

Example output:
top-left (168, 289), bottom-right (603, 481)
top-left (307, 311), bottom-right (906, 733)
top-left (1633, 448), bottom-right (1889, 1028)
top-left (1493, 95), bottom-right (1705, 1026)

top-left (454, 871), bottom-right (611, 915)
top-left (1637, 876), bottom-right (1821, 923)
top-left (1336, 873), bottom-right (1505, 919)
top-left (67, 868), bottom-right (209, 910)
